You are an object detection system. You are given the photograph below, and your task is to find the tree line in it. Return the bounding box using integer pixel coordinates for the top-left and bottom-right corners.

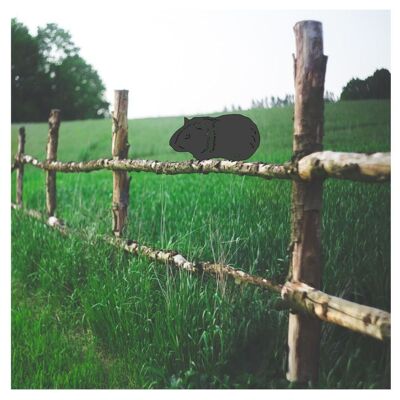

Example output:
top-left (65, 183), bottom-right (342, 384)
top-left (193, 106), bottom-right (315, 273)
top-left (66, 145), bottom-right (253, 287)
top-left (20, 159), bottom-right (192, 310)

top-left (226, 69), bottom-right (390, 112)
top-left (226, 91), bottom-right (336, 112)
top-left (11, 19), bottom-right (109, 122)
top-left (340, 68), bottom-right (390, 100)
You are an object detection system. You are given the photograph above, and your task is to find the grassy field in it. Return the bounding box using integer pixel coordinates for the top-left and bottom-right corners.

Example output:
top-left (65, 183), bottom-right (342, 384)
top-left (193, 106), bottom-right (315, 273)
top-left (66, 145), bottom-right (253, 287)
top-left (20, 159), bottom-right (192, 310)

top-left (11, 100), bottom-right (390, 388)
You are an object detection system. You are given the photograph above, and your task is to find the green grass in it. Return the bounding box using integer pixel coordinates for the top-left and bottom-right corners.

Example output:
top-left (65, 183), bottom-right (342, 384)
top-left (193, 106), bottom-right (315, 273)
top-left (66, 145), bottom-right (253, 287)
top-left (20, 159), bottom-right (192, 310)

top-left (11, 100), bottom-right (390, 388)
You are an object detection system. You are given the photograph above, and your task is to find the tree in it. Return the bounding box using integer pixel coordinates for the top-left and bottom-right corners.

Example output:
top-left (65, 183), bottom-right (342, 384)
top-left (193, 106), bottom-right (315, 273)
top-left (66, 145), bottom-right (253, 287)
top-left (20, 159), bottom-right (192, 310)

top-left (11, 19), bottom-right (109, 122)
top-left (11, 18), bottom-right (41, 122)
top-left (324, 91), bottom-right (336, 103)
top-left (340, 69), bottom-right (390, 101)
top-left (49, 55), bottom-right (109, 120)
top-left (37, 23), bottom-right (79, 67)
top-left (366, 69), bottom-right (391, 99)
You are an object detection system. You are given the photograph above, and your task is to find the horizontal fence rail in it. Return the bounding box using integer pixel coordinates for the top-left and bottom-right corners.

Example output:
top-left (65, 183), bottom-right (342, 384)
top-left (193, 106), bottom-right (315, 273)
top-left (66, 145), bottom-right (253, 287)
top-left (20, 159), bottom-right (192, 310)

top-left (14, 151), bottom-right (390, 182)
top-left (11, 203), bottom-right (391, 342)
top-left (282, 282), bottom-right (390, 341)
top-left (17, 155), bottom-right (294, 179)
top-left (298, 151), bottom-right (390, 182)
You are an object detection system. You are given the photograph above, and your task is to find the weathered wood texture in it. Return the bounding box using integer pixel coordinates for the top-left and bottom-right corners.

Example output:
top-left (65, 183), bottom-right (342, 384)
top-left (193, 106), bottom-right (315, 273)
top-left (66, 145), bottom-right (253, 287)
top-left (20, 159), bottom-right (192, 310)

top-left (19, 155), bottom-right (294, 179)
top-left (11, 202), bottom-right (391, 341)
top-left (298, 151), bottom-right (390, 182)
top-left (287, 20), bottom-right (328, 384)
top-left (282, 282), bottom-right (390, 341)
top-left (45, 110), bottom-right (60, 217)
top-left (112, 90), bottom-right (130, 237)
top-left (16, 127), bottom-right (26, 207)
top-left (17, 152), bottom-right (390, 182)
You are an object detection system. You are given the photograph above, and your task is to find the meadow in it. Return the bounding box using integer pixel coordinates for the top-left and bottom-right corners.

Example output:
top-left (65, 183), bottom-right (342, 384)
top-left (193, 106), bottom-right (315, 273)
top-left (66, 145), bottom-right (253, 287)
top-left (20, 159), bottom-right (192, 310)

top-left (11, 100), bottom-right (390, 388)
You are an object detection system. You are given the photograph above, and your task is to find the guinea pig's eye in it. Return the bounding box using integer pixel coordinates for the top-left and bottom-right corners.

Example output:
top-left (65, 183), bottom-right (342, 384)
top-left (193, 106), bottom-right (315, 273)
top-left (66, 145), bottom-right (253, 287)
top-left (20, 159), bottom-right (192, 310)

top-left (195, 126), bottom-right (202, 130)
top-left (184, 133), bottom-right (190, 139)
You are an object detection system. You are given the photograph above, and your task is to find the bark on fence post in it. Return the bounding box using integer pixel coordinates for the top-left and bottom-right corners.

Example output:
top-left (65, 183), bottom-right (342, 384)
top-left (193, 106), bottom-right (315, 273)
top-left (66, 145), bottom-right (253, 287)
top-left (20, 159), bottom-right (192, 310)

top-left (46, 110), bottom-right (60, 217)
top-left (286, 21), bottom-right (327, 384)
top-left (112, 90), bottom-right (130, 237)
top-left (16, 127), bottom-right (26, 207)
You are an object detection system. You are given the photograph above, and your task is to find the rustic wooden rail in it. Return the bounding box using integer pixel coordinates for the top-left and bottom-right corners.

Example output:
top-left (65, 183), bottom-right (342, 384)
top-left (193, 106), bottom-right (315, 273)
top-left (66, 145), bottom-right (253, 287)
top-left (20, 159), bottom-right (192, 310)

top-left (11, 20), bottom-right (390, 385)
top-left (14, 152), bottom-right (390, 182)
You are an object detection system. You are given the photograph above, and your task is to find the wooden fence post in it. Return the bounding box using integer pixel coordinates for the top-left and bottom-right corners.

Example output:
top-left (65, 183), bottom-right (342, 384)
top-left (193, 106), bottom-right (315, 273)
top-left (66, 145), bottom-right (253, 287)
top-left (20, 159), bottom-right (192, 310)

top-left (16, 127), bottom-right (26, 207)
top-left (46, 109), bottom-right (60, 217)
top-left (112, 90), bottom-right (130, 237)
top-left (286, 21), bottom-right (327, 384)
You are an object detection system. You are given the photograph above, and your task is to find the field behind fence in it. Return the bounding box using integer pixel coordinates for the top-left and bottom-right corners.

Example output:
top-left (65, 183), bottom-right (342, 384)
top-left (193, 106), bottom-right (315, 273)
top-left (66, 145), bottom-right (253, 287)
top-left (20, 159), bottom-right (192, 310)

top-left (11, 21), bottom-right (391, 388)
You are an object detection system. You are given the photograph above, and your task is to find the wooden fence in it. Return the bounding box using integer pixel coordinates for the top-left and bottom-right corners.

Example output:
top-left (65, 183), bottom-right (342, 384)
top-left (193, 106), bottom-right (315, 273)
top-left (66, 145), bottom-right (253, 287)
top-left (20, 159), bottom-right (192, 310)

top-left (11, 21), bottom-right (391, 384)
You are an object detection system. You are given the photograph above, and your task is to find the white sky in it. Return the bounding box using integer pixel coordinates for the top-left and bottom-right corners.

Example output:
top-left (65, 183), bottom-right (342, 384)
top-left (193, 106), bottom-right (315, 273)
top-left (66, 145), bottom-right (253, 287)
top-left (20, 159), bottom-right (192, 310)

top-left (10, 6), bottom-right (390, 118)
top-left (1, 2), bottom-right (400, 399)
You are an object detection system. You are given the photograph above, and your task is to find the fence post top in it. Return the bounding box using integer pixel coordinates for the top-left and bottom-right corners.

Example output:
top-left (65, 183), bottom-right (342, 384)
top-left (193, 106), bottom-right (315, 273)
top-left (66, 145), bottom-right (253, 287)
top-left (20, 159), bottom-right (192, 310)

top-left (294, 20), bottom-right (322, 29)
top-left (48, 109), bottom-right (61, 127)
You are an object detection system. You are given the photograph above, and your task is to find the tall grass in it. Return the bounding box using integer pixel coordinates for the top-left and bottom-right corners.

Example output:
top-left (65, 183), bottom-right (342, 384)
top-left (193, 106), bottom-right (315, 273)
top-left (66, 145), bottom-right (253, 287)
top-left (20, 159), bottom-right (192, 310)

top-left (11, 100), bottom-right (390, 388)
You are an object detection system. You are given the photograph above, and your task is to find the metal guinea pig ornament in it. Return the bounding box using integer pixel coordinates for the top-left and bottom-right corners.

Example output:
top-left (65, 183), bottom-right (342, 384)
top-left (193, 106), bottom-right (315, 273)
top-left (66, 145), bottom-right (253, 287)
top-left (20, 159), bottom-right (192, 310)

top-left (169, 114), bottom-right (260, 161)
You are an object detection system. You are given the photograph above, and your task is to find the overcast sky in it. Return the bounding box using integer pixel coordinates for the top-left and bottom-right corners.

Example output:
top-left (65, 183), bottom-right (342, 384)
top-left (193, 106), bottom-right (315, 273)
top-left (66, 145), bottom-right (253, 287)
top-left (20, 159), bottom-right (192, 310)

top-left (11, 6), bottom-right (390, 118)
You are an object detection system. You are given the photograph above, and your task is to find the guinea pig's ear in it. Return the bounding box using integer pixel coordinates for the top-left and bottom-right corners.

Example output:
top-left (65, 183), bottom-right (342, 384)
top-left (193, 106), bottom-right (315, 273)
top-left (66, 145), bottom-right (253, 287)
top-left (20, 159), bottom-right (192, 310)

top-left (184, 117), bottom-right (189, 125)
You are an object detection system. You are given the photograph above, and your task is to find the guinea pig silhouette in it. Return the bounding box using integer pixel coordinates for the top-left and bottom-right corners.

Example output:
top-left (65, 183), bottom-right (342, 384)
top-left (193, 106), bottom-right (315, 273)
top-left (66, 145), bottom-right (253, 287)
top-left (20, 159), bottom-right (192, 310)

top-left (169, 114), bottom-right (260, 161)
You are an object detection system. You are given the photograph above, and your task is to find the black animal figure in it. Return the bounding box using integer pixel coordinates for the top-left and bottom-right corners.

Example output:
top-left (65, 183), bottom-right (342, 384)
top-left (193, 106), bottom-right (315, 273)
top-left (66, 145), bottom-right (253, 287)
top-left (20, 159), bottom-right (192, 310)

top-left (169, 114), bottom-right (260, 161)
